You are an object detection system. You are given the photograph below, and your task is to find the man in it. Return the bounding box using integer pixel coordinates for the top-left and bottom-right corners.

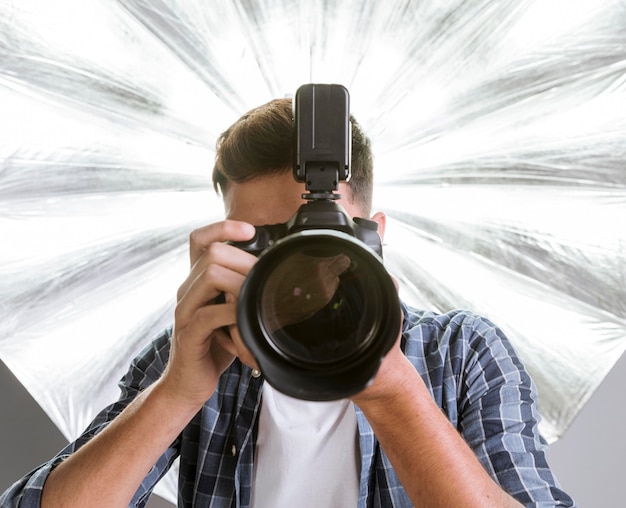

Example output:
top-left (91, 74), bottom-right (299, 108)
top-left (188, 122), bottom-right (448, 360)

top-left (1, 97), bottom-right (575, 507)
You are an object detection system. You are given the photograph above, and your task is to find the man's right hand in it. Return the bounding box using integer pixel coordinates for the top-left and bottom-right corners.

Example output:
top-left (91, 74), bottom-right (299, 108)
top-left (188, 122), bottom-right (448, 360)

top-left (160, 220), bottom-right (258, 410)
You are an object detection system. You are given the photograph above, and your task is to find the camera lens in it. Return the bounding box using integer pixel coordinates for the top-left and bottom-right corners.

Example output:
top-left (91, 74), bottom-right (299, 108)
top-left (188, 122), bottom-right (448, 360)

top-left (237, 230), bottom-right (400, 401)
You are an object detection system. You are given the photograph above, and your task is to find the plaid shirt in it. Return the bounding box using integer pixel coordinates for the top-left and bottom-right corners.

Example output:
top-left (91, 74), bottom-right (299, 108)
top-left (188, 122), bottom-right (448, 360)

top-left (2, 304), bottom-right (575, 507)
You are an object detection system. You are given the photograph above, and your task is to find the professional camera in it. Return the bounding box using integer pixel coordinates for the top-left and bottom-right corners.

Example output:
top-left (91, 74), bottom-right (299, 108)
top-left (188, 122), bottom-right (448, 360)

top-left (235, 84), bottom-right (400, 401)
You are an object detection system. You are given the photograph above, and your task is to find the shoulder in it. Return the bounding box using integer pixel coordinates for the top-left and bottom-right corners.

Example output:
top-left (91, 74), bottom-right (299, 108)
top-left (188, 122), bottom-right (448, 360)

top-left (401, 304), bottom-right (528, 391)
top-left (402, 304), bottom-right (513, 353)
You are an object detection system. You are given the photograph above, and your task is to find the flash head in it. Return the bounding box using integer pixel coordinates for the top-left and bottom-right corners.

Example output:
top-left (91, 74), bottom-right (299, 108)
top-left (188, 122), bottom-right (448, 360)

top-left (294, 83), bottom-right (351, 198)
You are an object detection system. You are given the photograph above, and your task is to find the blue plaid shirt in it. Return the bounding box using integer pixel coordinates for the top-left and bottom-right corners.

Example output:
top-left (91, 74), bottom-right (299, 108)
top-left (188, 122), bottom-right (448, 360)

top-left (2, 304), bottom-right (575, 507)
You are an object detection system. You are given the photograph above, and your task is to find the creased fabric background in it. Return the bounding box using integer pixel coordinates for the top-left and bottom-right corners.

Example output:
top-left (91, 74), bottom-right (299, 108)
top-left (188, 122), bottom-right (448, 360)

top-left (1, 0), bottom-right (625, 502)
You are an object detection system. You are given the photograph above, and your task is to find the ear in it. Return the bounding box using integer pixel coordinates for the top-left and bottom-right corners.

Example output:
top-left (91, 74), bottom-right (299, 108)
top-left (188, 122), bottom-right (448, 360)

top-left (370, 211), bottom-right (387, 241)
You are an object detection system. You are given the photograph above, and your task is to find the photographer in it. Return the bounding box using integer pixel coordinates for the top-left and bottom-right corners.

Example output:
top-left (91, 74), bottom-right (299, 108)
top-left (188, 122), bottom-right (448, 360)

top-left (1, 96), bottom-right (575, 507)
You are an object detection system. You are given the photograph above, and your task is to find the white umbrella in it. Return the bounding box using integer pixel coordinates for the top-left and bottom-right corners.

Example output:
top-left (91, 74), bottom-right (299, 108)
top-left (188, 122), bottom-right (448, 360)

top-left (1, 0), bottom-right (625, 503)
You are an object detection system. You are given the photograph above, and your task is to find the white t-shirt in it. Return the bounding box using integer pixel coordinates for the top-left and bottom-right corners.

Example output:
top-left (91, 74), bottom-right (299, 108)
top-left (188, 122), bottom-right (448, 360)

top-left (251, 383), bottom-right (360, 507)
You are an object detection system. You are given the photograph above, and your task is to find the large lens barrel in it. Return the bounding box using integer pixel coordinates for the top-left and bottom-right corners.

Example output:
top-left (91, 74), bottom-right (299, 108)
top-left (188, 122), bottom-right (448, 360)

top-left (237, 229), bottom-right (400, 401)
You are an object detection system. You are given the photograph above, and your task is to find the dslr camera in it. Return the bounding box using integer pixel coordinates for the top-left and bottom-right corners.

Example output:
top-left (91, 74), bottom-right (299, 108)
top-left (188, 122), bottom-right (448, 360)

top-left (235, 84), bottom-right (400, 401)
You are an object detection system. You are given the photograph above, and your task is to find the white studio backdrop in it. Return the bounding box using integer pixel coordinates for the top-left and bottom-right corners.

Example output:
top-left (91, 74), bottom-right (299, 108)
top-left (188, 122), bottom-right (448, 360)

top-left (1, 0), bottom-right (625, 503)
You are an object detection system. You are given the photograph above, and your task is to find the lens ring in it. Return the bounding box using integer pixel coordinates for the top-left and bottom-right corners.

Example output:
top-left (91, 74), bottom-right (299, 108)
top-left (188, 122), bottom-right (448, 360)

top-left (237, 229), bottom-right (400, 400)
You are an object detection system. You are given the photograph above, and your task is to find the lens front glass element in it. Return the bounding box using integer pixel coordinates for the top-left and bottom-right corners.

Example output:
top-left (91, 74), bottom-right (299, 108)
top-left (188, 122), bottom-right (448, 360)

top-left (259, 244), bottom-right (378, 365)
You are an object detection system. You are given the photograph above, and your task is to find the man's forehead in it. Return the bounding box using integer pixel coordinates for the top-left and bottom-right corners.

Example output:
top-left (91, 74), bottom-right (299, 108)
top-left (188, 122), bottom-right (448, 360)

top-left (222, 175), bottom-right (306, 223)
top-left (222, 176), bottom-right (360, 224)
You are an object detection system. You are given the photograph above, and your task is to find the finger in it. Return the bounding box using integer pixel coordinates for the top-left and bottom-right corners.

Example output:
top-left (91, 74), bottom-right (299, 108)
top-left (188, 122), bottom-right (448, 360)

top-left (327, 253), bottom-right (351, 275)
top-left (176, 263), bottom-right (247, 324)
top-left (189, 220), bottom-right (256, 266)
top-left (179, 301), bottom-right (238, 347)
top-left (212, 327), bottom-right (239, 358)
top-left (178, 242), bottom-right (255, 302)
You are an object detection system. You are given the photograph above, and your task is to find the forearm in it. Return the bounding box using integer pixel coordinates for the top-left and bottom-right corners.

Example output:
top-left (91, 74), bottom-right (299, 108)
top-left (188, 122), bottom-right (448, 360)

top-left (42, 379), bottom-right (202, 508)
top-left (354, 354), bottom-right (522, 508)
top-left (41, 222), bottom-right (255, 507)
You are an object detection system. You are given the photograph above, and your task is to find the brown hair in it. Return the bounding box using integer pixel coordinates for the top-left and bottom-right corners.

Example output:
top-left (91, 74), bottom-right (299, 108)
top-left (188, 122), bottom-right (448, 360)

top-left (212, 97), bottom-right (374, 212)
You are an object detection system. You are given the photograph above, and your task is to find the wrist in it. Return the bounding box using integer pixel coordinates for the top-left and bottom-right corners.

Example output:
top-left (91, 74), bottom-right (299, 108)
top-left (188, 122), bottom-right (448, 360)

top-left (351, 348), bottom-right (418, 409)
top-left (152, 371), bottom-right (212, 417)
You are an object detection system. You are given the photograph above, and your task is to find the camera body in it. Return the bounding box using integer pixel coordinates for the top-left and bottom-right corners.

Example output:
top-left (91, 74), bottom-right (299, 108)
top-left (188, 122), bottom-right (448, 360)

top-left (233, 200), bottom-right (382, 258)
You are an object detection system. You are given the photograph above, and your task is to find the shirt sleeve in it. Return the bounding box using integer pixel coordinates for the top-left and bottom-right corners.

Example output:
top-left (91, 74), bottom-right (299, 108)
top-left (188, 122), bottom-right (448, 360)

top-left (0, 328), bottom-right (178, 508)
top-left (452, 312), bottom-right (576, 507)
